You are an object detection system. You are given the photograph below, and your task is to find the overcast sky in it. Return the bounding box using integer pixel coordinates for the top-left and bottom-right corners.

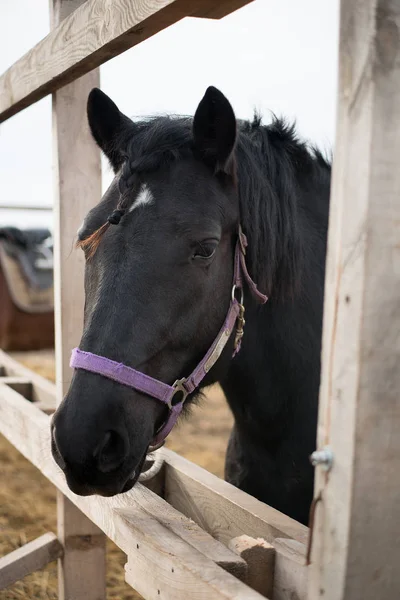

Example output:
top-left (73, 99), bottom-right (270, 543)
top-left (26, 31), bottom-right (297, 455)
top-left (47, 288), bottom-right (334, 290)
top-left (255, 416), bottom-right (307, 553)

top-left (0, 0), bottom-right (339, 228)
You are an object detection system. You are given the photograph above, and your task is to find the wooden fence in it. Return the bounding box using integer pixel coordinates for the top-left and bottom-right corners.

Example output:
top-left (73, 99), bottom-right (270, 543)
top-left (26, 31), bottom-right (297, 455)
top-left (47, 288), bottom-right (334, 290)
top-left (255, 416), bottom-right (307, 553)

top-left (0, 1), bottom-right (399, 599)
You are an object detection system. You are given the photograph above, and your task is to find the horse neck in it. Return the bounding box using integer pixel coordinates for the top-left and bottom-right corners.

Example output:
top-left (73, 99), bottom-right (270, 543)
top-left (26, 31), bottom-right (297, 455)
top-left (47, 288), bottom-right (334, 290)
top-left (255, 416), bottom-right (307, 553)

top-left (221, 291), bottom-right (322, 456)
top-left (223, 141), bottom-right (330, 442)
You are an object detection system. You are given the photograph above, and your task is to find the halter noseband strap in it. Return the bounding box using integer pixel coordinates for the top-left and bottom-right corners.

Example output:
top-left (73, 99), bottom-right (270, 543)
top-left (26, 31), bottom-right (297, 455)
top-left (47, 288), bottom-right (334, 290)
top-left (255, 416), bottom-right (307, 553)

top-left (70, 226), bottom-right (267, 448)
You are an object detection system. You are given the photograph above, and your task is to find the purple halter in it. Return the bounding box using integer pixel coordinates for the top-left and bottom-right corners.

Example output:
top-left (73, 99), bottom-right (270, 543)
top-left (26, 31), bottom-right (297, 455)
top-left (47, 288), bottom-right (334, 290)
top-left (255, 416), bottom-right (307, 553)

top-left (70, 226), bottom-right (267, 449)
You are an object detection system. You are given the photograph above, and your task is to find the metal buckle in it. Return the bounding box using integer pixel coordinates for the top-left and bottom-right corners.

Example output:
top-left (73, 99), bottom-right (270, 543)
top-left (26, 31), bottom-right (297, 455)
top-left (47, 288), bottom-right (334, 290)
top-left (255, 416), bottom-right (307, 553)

top-left (234, 302), bottom-right (246, 350)
top-left (231, 285), bottom-right (246, 350)
top-left (168, 377), bottom-right (189, 409)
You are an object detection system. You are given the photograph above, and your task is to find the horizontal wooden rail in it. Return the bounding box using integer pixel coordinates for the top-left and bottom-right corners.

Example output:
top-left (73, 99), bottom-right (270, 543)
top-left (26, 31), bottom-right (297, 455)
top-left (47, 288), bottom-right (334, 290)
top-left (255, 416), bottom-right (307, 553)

top-left (0, 533), bottom-right (63, 590)
top-left (0, 376), bottom-right (32, 399)
top-left (0, 350), bottom-right (56, 409)
top-left (160, 447), bottom-right (308, 600)
top-left (161, 447), bottom-right (308, 546)
top-left (0, 205), bottom-right (52, 211)
top-left (0, 0), bottom-right (253, 123)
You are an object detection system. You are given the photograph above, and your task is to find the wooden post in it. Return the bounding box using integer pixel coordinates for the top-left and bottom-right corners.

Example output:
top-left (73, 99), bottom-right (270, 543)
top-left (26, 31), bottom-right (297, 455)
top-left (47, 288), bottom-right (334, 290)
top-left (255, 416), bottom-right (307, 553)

top-left (308, 1), bottom-right (400, 599)
top-left (51, 1), bottom-right (106, 599)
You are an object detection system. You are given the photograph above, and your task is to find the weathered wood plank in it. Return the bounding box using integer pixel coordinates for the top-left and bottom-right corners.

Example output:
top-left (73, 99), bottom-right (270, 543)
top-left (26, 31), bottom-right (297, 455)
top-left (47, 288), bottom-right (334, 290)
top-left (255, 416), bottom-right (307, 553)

top-left (273, 538), bottom-right (307, 600)
top-left (0, 386), bottom-right (256, 598)
top-left (0, 349), bottom-right (55, 406)
top-left (228, 535), bottom-right (275, 598)
top-left (308, 1), bottom-right (400, 599)
top-left (51, 6), bottom-right (102, 404)
top-left (123, 507), bottom-right (252, 600)
top-left (0, 376), bottom-right (32, 400)
top-left (0, 0), bottom-right (253, 123)
top-left (161, 448), bottom-right (308, 599)
top-left (191, 0), bottom-right (253, 19)
top-left (161, 447), bottom-right (308, 546)
top-left (0, 533), bottom-right (63, 590)
top-left (50, 2), bottom-right (107, 598)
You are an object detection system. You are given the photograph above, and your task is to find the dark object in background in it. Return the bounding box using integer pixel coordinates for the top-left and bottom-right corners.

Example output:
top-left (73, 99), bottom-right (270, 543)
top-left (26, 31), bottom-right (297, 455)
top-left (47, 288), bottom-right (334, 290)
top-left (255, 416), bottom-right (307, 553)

top-left (0, 227), bottom-right (54, 351)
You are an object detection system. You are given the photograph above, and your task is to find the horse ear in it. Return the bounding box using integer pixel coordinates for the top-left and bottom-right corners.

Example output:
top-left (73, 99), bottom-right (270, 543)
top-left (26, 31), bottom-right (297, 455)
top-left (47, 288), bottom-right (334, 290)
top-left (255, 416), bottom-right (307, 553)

top-left (87, 88), bottom-right (133, 171)
top-left (193, 86), bottom-right (236, 172)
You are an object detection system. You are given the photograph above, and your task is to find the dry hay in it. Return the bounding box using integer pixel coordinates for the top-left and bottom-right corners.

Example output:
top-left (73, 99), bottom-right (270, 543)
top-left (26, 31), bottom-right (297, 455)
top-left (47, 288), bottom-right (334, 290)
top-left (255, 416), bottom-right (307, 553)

top-left (0, 350), bottom-right (233, 599)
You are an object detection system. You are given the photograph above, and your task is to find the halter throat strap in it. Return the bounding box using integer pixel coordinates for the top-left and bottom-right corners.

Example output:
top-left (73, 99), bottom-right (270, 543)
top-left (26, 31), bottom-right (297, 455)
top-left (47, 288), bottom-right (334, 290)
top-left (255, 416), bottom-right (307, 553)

top-left (70, 226), bottom-right (267, 447)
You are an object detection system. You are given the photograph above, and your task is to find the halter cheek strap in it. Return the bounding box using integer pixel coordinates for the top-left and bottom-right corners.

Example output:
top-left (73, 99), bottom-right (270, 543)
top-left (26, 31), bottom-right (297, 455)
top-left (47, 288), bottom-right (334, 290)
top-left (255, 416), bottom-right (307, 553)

top-left (70, 226), bottom-right (267, 448)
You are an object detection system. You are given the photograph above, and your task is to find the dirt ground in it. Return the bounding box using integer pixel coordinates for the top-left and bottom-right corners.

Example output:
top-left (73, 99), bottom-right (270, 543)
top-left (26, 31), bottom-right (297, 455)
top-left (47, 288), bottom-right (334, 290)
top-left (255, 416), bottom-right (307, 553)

top-left (0, 350), bottom-right (233, 599)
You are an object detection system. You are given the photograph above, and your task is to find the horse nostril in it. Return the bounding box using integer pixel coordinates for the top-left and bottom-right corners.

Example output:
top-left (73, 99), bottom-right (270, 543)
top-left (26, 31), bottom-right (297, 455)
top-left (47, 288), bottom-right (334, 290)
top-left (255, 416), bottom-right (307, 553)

top-left (94, 430), bottom-right (128, 473)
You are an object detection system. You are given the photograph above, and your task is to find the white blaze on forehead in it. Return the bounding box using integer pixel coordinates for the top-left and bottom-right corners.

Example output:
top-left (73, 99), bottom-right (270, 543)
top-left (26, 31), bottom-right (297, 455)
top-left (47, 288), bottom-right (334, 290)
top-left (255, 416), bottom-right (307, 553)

top-left (129, 184), bottom-right (154, 212)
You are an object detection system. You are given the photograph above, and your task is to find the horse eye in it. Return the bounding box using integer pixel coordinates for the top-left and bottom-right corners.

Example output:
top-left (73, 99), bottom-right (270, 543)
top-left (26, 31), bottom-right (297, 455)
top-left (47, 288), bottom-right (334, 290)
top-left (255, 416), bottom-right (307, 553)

top-left (192, 241), bottom-right (217, 261)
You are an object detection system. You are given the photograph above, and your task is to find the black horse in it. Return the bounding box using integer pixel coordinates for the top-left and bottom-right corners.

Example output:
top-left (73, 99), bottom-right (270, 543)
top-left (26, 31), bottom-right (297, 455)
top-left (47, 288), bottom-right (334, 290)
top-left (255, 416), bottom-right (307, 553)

top-left (51, 86), bottom-right (330, 525)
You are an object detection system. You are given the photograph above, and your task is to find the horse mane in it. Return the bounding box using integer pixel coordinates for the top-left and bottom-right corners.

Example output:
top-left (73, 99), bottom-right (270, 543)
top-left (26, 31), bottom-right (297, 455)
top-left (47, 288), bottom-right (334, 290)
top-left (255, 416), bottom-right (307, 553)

top-left (80, 113), bottom-right (331, 298)
top-left (235, 115), bottom-right (331, 300)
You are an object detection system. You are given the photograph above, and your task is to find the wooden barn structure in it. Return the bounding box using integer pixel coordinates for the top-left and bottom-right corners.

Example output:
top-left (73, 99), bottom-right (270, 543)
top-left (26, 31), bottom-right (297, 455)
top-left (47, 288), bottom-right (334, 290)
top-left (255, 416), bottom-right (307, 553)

top-left (0, 1), bottom-right (399, 598)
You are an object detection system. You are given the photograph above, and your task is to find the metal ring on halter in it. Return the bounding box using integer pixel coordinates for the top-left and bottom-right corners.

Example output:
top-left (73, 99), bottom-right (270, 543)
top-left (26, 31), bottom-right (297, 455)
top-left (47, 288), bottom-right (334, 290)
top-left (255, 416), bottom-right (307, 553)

top-left (167, 377), bottom-right (189, 410)
top-left (231, 284), bottom-right (244, 305)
